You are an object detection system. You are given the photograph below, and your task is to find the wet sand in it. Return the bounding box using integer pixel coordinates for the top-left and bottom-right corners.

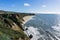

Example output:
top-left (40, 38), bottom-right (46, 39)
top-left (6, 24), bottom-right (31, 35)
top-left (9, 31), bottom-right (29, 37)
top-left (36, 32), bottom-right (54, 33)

top-left (22, 16), bottom-right (34, 25)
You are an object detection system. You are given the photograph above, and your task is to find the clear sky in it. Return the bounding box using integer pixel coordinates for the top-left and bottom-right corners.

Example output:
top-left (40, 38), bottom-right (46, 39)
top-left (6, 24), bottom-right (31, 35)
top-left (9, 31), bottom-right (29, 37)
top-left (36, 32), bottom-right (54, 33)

top-left (0, 0), bottom-right (60, 13)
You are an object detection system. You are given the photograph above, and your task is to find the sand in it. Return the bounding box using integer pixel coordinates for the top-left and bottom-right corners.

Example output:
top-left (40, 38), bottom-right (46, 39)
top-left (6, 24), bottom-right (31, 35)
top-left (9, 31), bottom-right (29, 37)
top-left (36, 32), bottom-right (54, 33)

top-left (22, 16), bottom-right (34, 25)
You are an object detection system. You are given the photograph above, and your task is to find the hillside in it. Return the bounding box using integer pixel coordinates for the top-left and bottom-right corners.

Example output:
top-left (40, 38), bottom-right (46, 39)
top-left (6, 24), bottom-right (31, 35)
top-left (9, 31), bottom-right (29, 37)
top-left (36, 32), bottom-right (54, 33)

top-left (0, 10), bottom-right (35, 40)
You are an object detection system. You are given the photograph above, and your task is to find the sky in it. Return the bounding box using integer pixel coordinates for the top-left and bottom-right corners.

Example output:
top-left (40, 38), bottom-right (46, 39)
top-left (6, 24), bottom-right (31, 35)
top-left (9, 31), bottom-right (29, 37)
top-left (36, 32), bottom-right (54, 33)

top-left (0, 0), bottom-right (60, 13)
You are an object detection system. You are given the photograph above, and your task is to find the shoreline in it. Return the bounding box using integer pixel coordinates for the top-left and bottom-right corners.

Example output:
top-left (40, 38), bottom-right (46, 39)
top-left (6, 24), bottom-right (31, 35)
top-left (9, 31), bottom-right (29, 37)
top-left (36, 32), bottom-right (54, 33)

top-left (22, 16), bottom-right (34, 25)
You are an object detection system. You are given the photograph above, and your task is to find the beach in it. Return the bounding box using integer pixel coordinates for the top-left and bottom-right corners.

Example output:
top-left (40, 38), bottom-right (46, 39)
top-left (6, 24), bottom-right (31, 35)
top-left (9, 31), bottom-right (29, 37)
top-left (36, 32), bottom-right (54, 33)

top-left (22, 16), bottom-right (34, 25)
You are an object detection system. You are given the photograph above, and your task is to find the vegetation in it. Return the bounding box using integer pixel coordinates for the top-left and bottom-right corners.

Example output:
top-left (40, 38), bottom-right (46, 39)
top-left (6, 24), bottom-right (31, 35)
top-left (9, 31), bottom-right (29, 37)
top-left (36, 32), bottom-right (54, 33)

top-left (0, 10), bottom-right (35, 40)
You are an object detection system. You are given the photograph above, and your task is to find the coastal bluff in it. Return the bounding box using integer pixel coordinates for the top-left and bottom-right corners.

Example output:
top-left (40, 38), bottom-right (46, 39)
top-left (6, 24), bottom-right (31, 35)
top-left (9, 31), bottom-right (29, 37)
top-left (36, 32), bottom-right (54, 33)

top-left (0, 10), bottom-right (35, 40)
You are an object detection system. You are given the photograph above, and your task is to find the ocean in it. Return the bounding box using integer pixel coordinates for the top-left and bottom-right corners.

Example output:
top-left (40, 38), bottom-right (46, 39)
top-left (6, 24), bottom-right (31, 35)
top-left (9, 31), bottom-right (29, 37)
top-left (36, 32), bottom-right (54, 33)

top-left (24, 14), bottom-right (60, 40)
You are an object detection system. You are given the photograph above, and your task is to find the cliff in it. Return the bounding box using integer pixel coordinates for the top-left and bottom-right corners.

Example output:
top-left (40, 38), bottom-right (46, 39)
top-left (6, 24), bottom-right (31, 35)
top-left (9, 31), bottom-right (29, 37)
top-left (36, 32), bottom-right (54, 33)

top-left (0, 10), bottom-right (35, 40)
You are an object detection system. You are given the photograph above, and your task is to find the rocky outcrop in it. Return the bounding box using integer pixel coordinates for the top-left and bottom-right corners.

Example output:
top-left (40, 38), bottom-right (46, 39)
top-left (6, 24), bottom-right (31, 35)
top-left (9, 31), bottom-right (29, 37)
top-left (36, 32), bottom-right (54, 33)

top-left (0, 10), bottom-right (35, 40)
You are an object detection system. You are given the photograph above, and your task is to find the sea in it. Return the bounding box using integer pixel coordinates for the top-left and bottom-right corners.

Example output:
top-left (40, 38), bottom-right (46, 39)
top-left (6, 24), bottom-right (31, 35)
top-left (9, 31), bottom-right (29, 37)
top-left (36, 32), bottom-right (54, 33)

top-left (24, 14), bottom-right (60, 40)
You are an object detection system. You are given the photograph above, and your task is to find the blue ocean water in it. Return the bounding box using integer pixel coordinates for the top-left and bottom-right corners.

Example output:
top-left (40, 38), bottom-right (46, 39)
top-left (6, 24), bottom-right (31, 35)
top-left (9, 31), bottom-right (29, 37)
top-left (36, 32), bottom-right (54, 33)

top-left (24, 14), bottom-right (60, 40)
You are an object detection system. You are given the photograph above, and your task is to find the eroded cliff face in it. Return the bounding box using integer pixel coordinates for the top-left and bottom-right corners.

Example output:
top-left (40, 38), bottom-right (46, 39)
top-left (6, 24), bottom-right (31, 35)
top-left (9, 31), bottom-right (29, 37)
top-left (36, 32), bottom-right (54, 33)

top-left (0, 10), bottom-right (35, 40)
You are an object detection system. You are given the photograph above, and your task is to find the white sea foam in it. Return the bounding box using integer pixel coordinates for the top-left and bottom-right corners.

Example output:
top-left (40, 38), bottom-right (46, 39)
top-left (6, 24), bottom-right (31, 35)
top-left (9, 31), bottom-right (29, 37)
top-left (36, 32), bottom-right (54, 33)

top-left (51, 24), bottom-right (60, 40)
top-left (24, 26), bottom-right (40, 40)
top-left (52, 24), bottom-right (60, 32)
top-left (23, 15), bottom-right (40, 40)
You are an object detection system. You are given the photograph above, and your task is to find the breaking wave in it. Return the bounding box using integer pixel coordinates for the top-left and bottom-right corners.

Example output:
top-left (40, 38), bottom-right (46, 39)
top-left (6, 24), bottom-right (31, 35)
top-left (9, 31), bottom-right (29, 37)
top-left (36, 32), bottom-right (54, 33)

top-left (24, 26), bottom-right (40, 40)
top-left (24, 14), bottom-right (60, 40)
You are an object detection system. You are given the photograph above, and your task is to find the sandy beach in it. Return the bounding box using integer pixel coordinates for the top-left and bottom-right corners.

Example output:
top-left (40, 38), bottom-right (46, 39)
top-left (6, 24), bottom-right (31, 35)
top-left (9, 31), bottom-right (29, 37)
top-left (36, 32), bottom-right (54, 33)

top-left (22, 16), bottom-right (34, 25)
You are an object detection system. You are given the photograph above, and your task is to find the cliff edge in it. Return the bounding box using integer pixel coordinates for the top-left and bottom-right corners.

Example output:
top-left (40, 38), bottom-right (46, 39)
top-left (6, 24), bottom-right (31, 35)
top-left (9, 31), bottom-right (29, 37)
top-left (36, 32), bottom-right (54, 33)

top-left (0, 10), bottom-right (35, 40)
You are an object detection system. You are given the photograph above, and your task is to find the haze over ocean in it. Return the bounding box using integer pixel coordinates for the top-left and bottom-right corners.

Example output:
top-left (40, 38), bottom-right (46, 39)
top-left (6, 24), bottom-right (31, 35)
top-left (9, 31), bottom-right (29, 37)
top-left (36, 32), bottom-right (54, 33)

top-left (0, 0), bottom-right (60, 40)
top-left (0, 0), bottom-right (60, 14)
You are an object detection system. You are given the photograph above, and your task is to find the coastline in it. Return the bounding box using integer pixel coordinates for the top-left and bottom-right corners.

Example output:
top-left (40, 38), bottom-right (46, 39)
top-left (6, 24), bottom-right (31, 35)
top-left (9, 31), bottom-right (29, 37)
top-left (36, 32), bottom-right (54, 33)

top-left (22, 16), bottom-right (34, 25)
